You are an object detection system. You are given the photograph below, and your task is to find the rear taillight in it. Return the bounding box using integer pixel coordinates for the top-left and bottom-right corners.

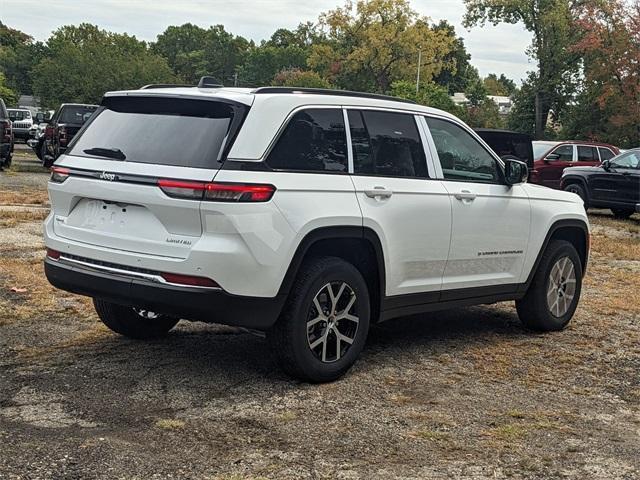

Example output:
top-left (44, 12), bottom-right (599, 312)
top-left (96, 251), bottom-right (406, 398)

top-left (1, 120), bottom-right (10, 142)
top-left (59, 127), bottom-right (67, 146)
top-left (158, 179), bottom-right (276, 202)
top-left (160, 272), bottom-right (219, 288)
top-left (50, 166), bottom-right (70, 183)
top-left (46, 248), bottom-right (61, 260)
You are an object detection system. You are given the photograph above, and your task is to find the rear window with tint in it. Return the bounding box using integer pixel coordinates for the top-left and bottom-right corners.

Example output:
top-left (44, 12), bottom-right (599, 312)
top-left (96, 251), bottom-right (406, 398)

top-left (68, 96), bottom-right (244, 169)
top-left (59, 105), bottom-right (98, 124)
top-left (578, 146), bottom-right (598, 161)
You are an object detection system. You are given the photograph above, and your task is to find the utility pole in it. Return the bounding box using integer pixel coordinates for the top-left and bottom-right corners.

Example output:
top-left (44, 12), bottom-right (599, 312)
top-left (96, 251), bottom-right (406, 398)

top-left (416, 48), bottom-right (422, 94)
top-left (234, 72), bottom-right (238, 87)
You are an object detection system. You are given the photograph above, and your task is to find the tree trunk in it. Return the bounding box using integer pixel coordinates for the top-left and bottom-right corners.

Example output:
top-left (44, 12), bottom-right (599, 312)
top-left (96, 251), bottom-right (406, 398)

top-left (535, 92), bottom-right (545, 140)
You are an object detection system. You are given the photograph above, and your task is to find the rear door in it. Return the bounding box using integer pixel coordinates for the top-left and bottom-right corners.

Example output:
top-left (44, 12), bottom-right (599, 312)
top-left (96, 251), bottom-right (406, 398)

top-left (539, 144), bottom-right (575, 189)
top-left (576, 145), bottom-right (601, 168)
top-left (50, 94), bottom-right (248, 259)
top-left (347, 109), bottom-right (451, 298)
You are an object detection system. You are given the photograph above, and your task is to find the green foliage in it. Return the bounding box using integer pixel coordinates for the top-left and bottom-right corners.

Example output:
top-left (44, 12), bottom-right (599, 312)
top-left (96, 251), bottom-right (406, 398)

top-left (0, 71), bottom-right (18, 106)
top-left (465, 77), bottom-right (488, 107)
top-left (309, 0), bottom-right (454, 93)
top-left (391, 80), bottom-right (462, 115)
top-left (464, 99), bottom-right (506, 129)
top-left (272, 68), bottom-right (331, 88)
top-left (239, 44), bottom-right (309, 87)
top-left (153, 23), bottom-right (250, 85)
top-left (0, 21), bottom-right (45, 95)
top-left (431, 20), bottom-right (479, 95)
top-left (484, 73), bottom-right (515, 96)
top-left (32, 24), bottom-right (176, 108)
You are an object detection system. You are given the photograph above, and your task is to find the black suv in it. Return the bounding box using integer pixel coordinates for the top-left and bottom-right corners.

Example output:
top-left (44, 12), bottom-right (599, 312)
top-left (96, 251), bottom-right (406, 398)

top-left (43, 103), bottom-right (98, 167)
top-left (562, 148), bottom-right (640, 218)
top-left (0, 98), bottom-right (13, 169)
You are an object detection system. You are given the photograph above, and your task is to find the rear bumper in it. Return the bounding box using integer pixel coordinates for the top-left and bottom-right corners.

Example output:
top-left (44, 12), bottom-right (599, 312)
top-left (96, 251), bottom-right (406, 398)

top-left (45, 258), bottom-right (286, 330)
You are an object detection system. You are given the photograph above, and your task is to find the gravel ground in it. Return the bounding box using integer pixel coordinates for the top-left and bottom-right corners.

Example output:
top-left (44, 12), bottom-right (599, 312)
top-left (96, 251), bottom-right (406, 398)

top-left (0, 152), bottom-right (639, 479)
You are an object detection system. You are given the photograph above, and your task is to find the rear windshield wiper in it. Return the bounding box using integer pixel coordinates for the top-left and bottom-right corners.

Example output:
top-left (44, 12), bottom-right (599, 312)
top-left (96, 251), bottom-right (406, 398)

top-left (83, 147), bottom-right (126, 161)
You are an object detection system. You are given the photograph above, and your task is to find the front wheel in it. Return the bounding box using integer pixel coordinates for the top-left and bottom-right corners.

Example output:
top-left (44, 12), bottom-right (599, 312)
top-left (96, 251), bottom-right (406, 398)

top-left (268, 257), bottom-right (370, 383)
top-left (93, 299), bottom-right (179, 339)
top-left (563, 183), bottom-right (588, 209)
top-left (516, 240), bottom-right (583, 332)
top-left (612, 208), bottom-right (634, 219)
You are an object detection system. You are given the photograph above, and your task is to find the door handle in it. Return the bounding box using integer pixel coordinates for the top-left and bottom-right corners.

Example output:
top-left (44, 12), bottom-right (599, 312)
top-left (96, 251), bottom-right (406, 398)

top-left (454, 189), bottom-right (477, 201)
top-left (365, 187), bottom-right (393, 199)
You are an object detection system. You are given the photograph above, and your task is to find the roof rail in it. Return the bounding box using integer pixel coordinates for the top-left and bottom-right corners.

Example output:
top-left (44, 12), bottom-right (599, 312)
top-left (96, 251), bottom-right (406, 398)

top-left (251, 87), bottom-right (417, 105)
top-left (140, 83), bottom-right (192, 90)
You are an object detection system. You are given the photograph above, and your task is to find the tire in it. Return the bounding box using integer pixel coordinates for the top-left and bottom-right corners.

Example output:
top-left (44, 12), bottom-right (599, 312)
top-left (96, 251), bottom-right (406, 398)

top-left (93, 299), bottom-right (179, 339)
top-left (611, 208), bottom-right (634, 219)
top-left (268, 256), bottom-right (370, 383)
top-left (563, 183), bottom-right (588, 209)
top-left (516, 240), bottom-right (583, 332)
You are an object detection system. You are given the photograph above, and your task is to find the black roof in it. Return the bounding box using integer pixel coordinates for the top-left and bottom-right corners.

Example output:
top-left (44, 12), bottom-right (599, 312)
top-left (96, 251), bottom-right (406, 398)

top-left (251, 87), bottom-right (417, 105)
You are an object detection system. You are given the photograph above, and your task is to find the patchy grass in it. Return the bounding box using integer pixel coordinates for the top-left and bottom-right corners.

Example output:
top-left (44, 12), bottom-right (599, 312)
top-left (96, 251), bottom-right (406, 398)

top-left (0, 208), bottom-right (48, 228)
top-left (155, 419), bottom-right (186, 430)
top-left (0, 189), bottom-right (49, 205)
top-left (409, 429), bottom-right (451, 441)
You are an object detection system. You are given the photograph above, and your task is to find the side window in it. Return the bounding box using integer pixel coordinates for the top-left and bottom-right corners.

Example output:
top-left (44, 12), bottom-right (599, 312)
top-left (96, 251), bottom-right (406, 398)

top-left (553, 145), bottom-right (574, 161)
top-left (612, 151), bottom-right (640, 169)
top-left (348, 110), bottom-right (428, 178)
top-left (598, 148), bottom-right (615, 161)
top-left (577, 146), bottom-right (598, 161)
top-left (425, 117), bottom-right (501, 184)
top-left (266, 108), bottom-right (348, 173)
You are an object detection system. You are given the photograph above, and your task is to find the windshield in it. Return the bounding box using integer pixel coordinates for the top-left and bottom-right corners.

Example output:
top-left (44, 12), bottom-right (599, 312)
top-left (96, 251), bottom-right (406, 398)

top-left (68, 96), bottom-right (245, 169)
top-left (59, 105), bottom-right (98, 124)
top-left (8, 110), bottom-right (31, 121)
top-left (532, 142), bottom-right (559, 159)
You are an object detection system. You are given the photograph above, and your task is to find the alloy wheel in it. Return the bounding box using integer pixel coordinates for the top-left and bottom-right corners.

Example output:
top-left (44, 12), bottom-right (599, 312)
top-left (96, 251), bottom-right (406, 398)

top-left (306, 282), bottom-right (359, 363)
top-left (546, 256), bottom-right (577, 317)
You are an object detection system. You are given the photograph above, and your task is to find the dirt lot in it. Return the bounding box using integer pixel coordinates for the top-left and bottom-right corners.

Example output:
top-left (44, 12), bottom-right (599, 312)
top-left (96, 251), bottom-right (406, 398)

top-left (1, 147), bottom-right (639, 480)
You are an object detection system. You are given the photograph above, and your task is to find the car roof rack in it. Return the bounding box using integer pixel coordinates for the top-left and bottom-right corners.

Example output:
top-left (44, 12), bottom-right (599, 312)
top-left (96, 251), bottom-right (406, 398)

top-left (140, 83), bottom-right (192, 90)
top-left (251, 87), bottom-right (417, 105)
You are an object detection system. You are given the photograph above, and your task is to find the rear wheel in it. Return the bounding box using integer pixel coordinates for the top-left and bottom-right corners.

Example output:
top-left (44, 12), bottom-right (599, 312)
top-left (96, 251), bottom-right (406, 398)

top-left (268, 257), bottom-right (370, 383)
top-left (612, 208), bottom-right (634, 219)
top-left (93, 299), bottom-right (179, 339)
top-left (563, 183), bottom-right (588, 209)
top-left (516, 240), bottom-right (583, 332)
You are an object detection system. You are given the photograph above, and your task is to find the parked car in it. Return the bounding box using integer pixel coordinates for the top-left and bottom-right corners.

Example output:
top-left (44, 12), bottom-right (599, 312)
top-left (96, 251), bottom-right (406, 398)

top-left (44, 81), bottom-right (589, 382)
top-left (0, 98), bottom-right (14, 169)
top-left (529, 140), bottom-right (620, 189)
top-left (7, 108), bottom-right (33, 142)
top-left (475, 129), bottom-right (534, 170)
top-left (562, 148), bottom-right (640, 218)
top-left (42, 103), bottom-right (99, 166)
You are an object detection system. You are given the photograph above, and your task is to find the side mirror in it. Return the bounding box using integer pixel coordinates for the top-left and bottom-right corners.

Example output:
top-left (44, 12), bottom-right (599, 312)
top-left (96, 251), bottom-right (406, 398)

top-left (26, 139), bottom-right (38, 148)
top-left (544, 153), bottom-right (560, 163)
top-left (601, 160), bottom-right (611, 171)
top-left (504, 158), bottom-right (528, 186)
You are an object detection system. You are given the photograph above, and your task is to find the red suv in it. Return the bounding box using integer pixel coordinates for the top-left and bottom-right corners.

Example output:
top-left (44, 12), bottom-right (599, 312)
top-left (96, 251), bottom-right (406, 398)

top-left (530, 141), bottom-right (620, 189)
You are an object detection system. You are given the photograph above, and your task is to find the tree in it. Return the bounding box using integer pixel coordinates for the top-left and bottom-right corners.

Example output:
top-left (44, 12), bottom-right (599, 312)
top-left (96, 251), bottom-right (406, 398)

top-left (272, 68), bottom-right (331, 88)
top-left (309, 0), bottom-right (454, 93)
top-left (431, 20), bottom-right (478, 94)
top-left (465, 99), bottom-right (506, 129)
top-left (563, 0), bottom-right (640, 148)
top-left (153, 24), bottom-right (250, 85)
top-left (0, 71), bottom-right (18, 106)
top-left (239, 44), bottom-right (309, 86)
top-left (391, 80), bottom-right (463, 115)
top-left (464, 0), bottom-right (580, 139)
top-left (32, 24), bottom-right (176, 108)
top-left (484, 73), bottom-right (516, 96)
top-left (0, 22), bottom-right (45, 95)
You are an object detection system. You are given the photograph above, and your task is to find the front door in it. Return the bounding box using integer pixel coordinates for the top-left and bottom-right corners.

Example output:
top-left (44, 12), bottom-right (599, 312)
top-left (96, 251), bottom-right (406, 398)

top-left (346, 109), bottom-right (452, 298)
top-left (424, 116), bottom-right (531, 293)
top-left (539, 144), bottom-right (575, 189)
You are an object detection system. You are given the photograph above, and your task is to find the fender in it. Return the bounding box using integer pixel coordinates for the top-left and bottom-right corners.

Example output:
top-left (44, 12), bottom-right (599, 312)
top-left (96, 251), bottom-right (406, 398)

top-left (520, 218), bottom-right (589, 292)
top-left (277, 225), bottom-right (386, 299)
top-left (562, 174), bottom-right (590, 195)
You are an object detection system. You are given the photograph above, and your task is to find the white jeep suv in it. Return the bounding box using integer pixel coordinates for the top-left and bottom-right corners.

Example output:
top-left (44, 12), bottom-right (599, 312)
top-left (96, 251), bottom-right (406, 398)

top-left (44, 80), bottom-right (589, 382)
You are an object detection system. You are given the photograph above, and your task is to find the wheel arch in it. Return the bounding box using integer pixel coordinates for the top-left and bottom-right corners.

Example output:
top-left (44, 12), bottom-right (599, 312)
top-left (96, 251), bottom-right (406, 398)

top-left (562, 175), bottom-right (589, 196)
top-left (523, 219), bottom-right (589, 291)
top-left (277, 226), bottom-right (386, 323)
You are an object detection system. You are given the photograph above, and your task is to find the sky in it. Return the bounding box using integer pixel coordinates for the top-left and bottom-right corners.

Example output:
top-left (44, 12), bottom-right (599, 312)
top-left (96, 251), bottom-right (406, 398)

top-left (0, 0), bottom-right (535, 83)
